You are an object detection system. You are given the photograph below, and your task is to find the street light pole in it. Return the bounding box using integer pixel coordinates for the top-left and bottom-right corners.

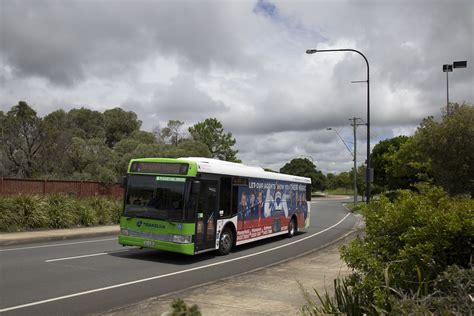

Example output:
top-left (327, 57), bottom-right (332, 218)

top-left (349, 118), bottom-right (364, 205)
top-left (307, 48), bottom-right (372, 203)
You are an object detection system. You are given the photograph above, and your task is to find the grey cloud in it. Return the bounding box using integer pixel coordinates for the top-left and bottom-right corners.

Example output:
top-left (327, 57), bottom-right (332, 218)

top-left (1, 0), bottom-right (259, 85)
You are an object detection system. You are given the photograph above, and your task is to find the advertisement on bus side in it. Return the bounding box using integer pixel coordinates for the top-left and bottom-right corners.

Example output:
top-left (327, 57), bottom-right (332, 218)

top-left (236, 178), bottom-right (307, 242)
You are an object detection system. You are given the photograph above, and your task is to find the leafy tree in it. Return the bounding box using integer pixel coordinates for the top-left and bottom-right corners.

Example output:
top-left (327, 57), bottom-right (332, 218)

top-left (41, 109), bottom-right (76, 177)
top-left (68, 107), bottom-right (105, 139)
top-left (280, 158), bottom-right (326, 191)
top-left (370, 135), bottom-right (409, 191)
top-left (339, 185), bottom-right (473, 312)
top-left (0, 101), bottom-right (47, 177)
top-left (158, 120), bottom-right (185, 146)
top-left (188, 118), bottom-right (239, 162)
top-left (325, 173), bottom-right (336, 190)
top-left (413, 103), bottom-right (473, 195)
top-left (332, 172), bottom-right (352, 192)
top-left (385, 137), bottom-right (432, 190)
top-left (103, 108), bottom-right (141, 147)
top-left (161, 139), bottom-right (212, 158)
top-left (66, 137), bottom-right (118, 182)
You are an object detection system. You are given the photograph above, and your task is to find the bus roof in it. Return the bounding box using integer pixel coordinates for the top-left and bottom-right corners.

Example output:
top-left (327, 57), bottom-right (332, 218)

top-left (178, 157), bottom-right (311, 184)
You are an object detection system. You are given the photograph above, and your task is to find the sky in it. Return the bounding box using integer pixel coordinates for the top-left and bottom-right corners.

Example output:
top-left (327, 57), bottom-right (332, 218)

top-left (1, 0), bottom-right (473, 173)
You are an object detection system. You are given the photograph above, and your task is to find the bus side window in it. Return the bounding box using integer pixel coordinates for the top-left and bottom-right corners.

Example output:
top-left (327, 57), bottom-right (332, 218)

top-left (306, 184), bottom-right (312, 201)
top-left (220, 177), bottom-right (232, 217)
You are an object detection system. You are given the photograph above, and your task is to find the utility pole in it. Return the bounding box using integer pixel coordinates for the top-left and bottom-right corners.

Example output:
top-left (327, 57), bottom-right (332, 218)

top-left (349, 117), bottom-right (364, 205)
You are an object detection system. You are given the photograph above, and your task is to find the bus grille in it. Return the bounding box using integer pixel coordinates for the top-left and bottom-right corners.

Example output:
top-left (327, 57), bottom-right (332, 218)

top-left (128, 229), bottom-right (173, 242)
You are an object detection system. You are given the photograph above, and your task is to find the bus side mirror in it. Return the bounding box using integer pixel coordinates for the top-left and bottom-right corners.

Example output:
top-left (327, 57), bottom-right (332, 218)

top-left (120, 176), bottom-right (127, 188)
top-left (192, 181), bottom-right (201, 195)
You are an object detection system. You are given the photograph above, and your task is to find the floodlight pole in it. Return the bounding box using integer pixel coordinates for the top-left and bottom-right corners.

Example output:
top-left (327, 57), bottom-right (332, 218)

top-left (306, 48), bottom-right (371, 203)
top-left (443, 61), bottom-right (467, 115)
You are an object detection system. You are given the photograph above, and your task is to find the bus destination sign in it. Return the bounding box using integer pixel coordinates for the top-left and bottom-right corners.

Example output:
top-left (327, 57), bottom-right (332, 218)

top-left (130, 162), bottom-right (189, 175)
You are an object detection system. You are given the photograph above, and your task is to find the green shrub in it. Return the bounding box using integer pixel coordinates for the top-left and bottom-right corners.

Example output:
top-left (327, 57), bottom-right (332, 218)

top-left (0, 197), bottom-right (22, 231)
top-left (12, 195), bottom-right (48, 229)
top-left (85, 197), bottom-right (122, 225)
top-left (0, 194), bottom-right (122, 231)
top-left (45, 194), bottom-right (77, 228)
top-left (168, 299), bottom-right (201, 316)
top-left (73, 202), bottom-right (99, 227)
top-left (341, 186), bottom-right (473, 292)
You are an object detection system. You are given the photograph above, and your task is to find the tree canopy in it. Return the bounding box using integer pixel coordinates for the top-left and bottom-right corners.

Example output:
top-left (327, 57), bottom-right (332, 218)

top-left (369, 103), bottom-right (473, 196)
top-left (0, 102), bottom-right (219, 182)
top-left (280, 158), bottom-right (326, 191)
top-left (188, 118), bottom-right (240, 162)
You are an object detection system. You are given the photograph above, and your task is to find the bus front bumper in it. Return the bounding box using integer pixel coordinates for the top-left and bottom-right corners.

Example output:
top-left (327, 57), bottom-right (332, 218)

top-left (118, 235), bottom-right (195, 255)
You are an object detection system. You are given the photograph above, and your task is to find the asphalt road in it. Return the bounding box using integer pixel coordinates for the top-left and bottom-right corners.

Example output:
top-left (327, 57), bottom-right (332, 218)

top-left (0, 198), bottom-right (355, 315)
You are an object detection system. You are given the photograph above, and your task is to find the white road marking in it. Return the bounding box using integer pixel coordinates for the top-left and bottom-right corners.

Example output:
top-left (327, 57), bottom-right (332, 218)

top-left (0, 212), bottom-right (352, 313)
top-left (45, 250), bottom-right (129, 262)
top-left (0, 238), bottom-right (117, 252)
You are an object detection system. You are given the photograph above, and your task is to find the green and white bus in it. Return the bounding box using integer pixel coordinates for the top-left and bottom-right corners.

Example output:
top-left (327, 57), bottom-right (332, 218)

top-left (119, 157), bottom-right (311, 255)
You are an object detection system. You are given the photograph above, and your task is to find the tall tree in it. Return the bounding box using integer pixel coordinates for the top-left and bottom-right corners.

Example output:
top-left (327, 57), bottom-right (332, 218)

top-left (103, 108), bottom-right (141, 147)
top-left (158, 120), bottom-right (185, 146)
top-left (68, 107), bottom-right (106, 139)
top-left (1, 101), bottom-right (47, 177)
top-left (280, 158), bottom-right (326, 191)
top-left (413, 103), bottom-right (473, 195)
top-left (188, 118), bottom-right (239, 162)
top-left (370, 135), bottom-right (409, 191)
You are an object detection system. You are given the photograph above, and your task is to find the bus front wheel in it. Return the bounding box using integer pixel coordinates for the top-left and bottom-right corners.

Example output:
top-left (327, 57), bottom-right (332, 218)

top-left (287, 218), bottom-right (297, 238)
top-left (217, 227), bottom-right (234, 256)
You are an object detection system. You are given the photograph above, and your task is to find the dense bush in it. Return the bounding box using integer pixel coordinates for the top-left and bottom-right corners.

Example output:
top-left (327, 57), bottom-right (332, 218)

top-left (0, 194), bottom-right (122, 232)
top-left (341, 185), bottom-right (473, 292)
top-left (302, 185), bottom-right (473, 314)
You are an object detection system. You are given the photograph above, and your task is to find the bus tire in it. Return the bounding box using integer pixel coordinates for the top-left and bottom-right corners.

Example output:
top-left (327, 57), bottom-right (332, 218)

top-left (217, 227), bottom-right (234, 256)
top-left (287, 218), bottom-right (297, 238)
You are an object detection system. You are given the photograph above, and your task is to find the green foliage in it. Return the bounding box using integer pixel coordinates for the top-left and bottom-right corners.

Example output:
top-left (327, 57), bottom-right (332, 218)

top-left (300, 277), bottom-right (382, 315)
top-left (168, 299), bottom-right (201, 316)
top-left (391, 265), bottom-right (473, 314)
top-left (103, 107), bottom-right (142, 147)
top-left (341, 186), bottom-right (473, 291)
top-left (0, 102), bottom-right (233, 182)
top-left (12, 195), bottom-right (49, 229)
top-left (0, 197), bottom-right (21, 231)
top-left (0, 195), bottom-right (122, 231)
top-left (74, 202), bottom-right (99, 227)
top-left (188, 118), bottom-right (239, 162)
top-left (0, 101), bottom-right (47, 177)
top-left (305, 185), bottom-right (474, 314)
top-left (370, 135), bottom-right (410, 190)
top-left (369, 103), bottom-right (473, 196)
top-left (86, 196), bottom-right (122, 225)
top-left (280, 158), bottom-right (326, 191)
top-left (414, 103), bottom-right (474, 195)
top-left (45, 194), bottom-right (77, 228)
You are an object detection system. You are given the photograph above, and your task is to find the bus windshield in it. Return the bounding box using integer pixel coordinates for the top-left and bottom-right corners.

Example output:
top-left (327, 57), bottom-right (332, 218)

top-left (124, 174), bottom-right (187, 221)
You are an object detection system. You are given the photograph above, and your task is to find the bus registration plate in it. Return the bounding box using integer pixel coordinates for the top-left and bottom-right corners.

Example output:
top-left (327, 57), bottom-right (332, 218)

top-left (144, 240), bottom-right (154, 246)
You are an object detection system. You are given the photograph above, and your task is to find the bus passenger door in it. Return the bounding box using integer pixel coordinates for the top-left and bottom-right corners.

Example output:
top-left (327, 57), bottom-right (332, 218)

top-left (195, 180), bottom-right (218, 252)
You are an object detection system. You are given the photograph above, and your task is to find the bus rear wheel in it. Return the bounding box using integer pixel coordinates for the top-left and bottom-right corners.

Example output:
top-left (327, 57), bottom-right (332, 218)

top-left (287, 218), bottom-right (297, 238)
top-left (217, 227), bottom-right (233, 256)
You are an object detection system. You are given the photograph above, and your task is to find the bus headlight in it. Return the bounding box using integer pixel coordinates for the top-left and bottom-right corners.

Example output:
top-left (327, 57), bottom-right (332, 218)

top-left (121, 229), bottom-right (130, 236)
top-left (172, 235), bottom-right (192, 244)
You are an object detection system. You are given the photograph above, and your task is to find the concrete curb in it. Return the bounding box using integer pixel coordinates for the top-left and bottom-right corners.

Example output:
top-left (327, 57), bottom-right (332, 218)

top-left (0, 225), bottom-right (120, 247)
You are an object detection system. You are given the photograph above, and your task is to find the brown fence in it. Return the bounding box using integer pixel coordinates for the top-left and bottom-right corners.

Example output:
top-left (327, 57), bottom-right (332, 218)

top-left (0, 178), bottom-right (124, 200)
